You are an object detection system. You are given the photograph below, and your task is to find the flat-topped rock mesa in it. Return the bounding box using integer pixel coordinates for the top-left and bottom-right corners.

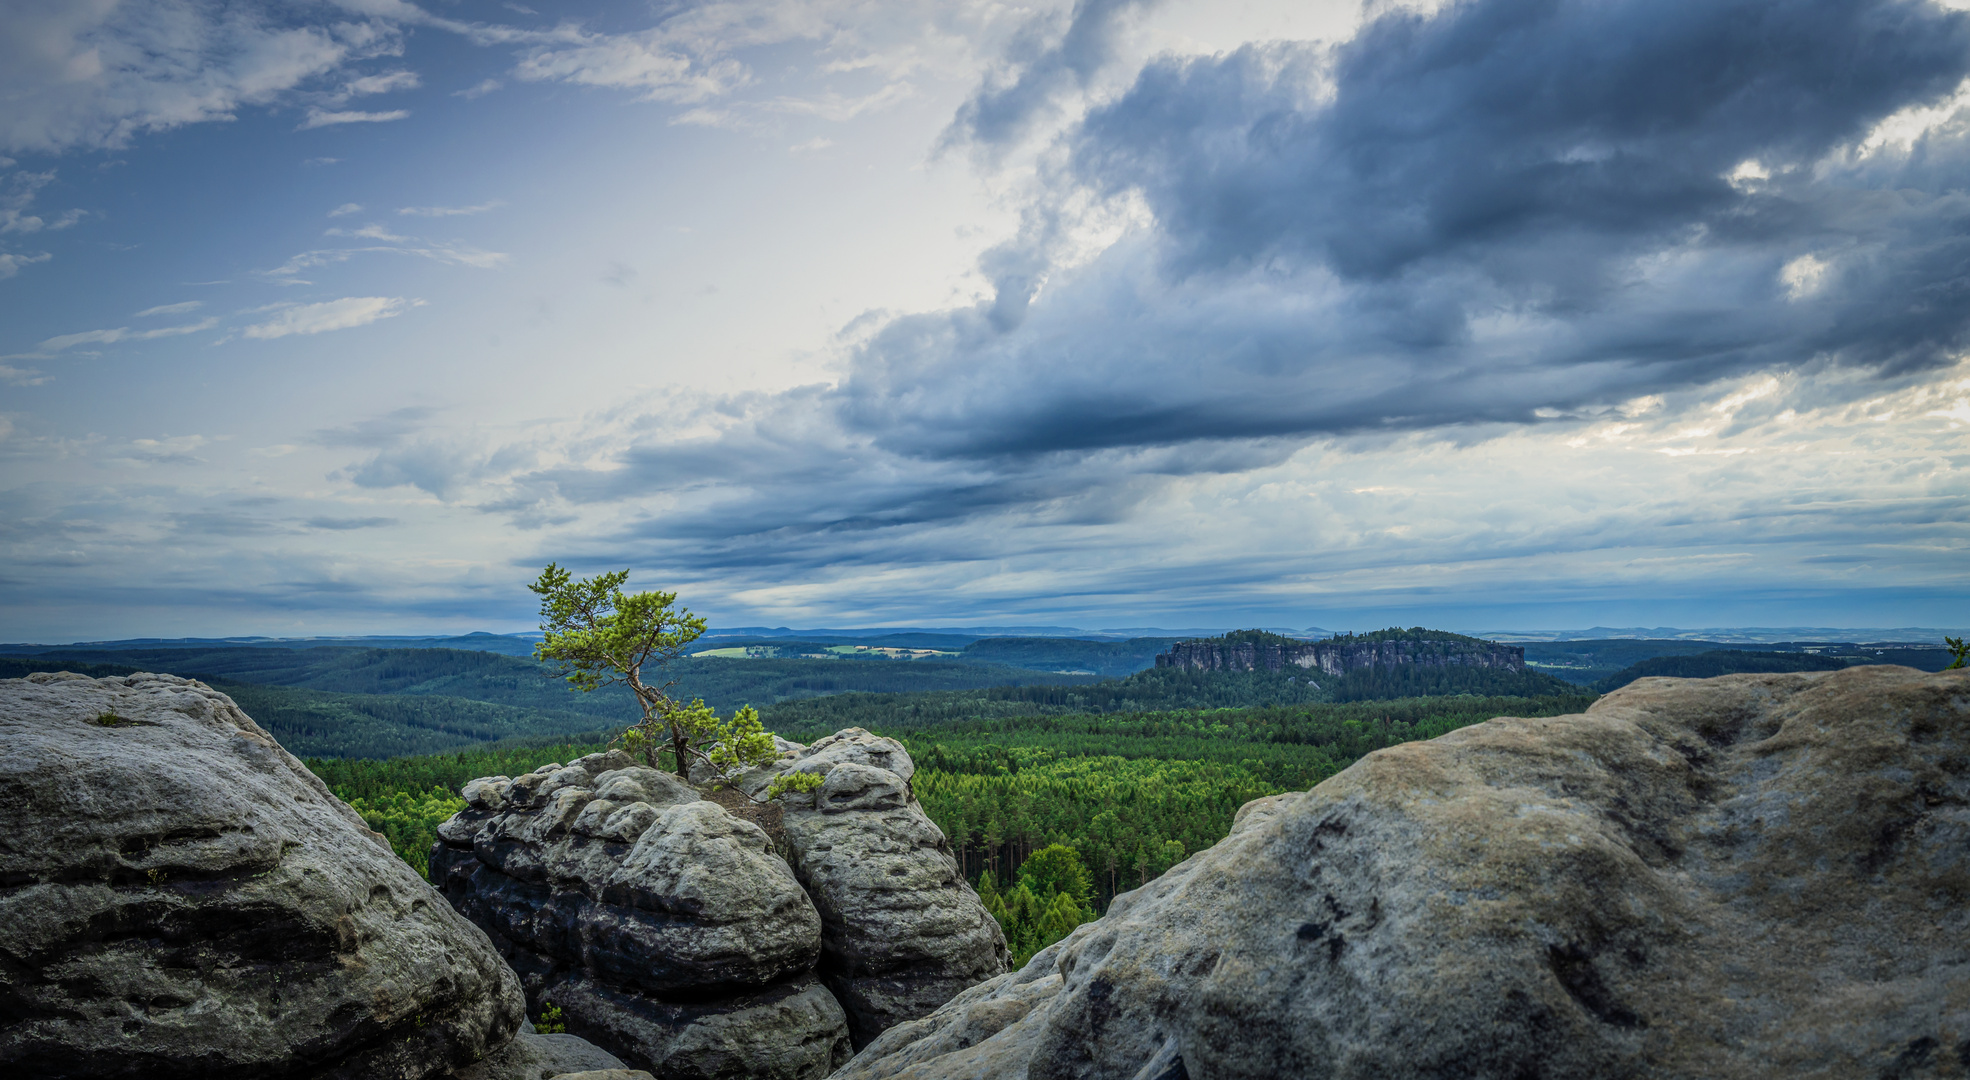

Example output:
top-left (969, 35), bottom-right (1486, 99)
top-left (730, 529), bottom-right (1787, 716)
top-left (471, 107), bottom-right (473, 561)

top-left (1156, 627), bottom-right (1524, 676)
top-left (0, 671), bottom-right (576, 1080)
top-left (837, 665), bottom-right (1970, 1080)
top-left (430, 727), bottom-right (1006, 1080)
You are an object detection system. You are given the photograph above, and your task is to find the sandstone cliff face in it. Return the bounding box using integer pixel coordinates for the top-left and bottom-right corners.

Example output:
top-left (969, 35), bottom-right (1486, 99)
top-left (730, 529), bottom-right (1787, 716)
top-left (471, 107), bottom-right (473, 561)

top-left (835, 666), bottom-right (1970, 1080)
top-left (1156, 635), bottom-right (1524, 676)
top-left (432, 729), bottom-right (1006, 1074)
top-left (0, 672), bottom-right (526, 1079)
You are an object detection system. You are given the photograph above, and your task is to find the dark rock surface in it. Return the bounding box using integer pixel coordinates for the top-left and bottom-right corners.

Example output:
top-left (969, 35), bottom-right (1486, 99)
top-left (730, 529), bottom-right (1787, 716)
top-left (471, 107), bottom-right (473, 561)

top-left (430, 753), bottom-right (850, 1080)
top-left (0, 672), bottom-right (526, 1079)
top-left (451, 1020), bottom-right (628, 1080)
top-left (836, 666), bottom-right (1970, 1080)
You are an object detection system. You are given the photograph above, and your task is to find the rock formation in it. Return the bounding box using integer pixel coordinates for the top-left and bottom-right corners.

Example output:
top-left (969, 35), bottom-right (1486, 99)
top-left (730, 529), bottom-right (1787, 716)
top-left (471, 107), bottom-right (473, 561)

top-left (1156, 629), bottom-right (1524, 676)
top-left (431, 729), bottom-right (1007, 1076)
top-left (429, 751), bottom-right (850, 1080)
top-left (453, 1020), bottom-right (632, 1080)
top-left (835, 666), bottom-right (1970, 1080)
top-left (0, 672), bottom-right (526, 1079)
top-left (740, 729), bottom-right (1010, 1047)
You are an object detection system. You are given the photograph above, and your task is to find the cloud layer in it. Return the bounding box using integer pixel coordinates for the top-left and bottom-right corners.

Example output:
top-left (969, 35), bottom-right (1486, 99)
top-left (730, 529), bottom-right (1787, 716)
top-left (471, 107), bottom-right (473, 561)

top-left (3, 0), bottom-right (1967, 636)
top-left (350, 0), bottom-right (1970, 601)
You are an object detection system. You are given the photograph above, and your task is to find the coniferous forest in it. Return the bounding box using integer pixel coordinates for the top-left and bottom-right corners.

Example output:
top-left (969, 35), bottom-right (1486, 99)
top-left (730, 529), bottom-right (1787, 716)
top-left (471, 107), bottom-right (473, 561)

top-left (17, 628), bottom-right (1951, 940)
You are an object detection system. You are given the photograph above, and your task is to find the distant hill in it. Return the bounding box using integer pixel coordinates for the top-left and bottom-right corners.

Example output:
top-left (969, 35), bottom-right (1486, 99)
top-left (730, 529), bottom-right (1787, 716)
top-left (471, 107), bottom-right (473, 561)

top-left (1524, 639), bottom-right (1958, 685)
top-left (0, 646), bottom-right (1101, 758)
top-left (1590, 650), bottom-right (1851, 694)
top-left (762, 657), bottom-right (1582, 734)
top-left (1156, 628), bottom-right (1528, 681)
top-left (0, 632), bottom-right (544, 657)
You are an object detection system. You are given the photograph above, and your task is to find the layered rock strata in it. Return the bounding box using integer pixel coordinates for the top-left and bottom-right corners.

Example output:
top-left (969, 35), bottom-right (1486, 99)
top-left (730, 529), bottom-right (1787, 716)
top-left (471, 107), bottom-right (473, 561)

top-left (0, 672), bottom-right (526, 1079)
top-left (434, 728), bottom-right (1007, 1073)
top-left (836, 666), bottom-right (1970, 1080)
top-left (736, 729), bottom-right (1010, 1047)
top-left (429, 752), bottom-right (849, 1080)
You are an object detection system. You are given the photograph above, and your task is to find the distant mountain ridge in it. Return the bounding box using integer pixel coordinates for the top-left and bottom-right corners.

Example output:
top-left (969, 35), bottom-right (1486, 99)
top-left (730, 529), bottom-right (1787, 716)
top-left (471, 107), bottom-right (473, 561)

top-left (1157, 628), bottom-right (1525, 677)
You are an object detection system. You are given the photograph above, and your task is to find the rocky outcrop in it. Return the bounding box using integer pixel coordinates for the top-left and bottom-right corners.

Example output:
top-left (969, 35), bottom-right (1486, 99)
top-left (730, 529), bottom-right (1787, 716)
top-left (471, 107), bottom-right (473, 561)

top-left (433, 729), bottom-right (1007, 1073)
top-left (429, 753), bottom-right (849, 1080)
top-left (836, 666), bottom-right (1970, 1080)
top-left (0, 672), bottom-right (526, 1079)
top-left (738, 729), bottom-right (1009, 1047)
top-left (1157, 631), bottom-right (1524, 676)
top-left (452, 1021), bottom-right (629, 1080)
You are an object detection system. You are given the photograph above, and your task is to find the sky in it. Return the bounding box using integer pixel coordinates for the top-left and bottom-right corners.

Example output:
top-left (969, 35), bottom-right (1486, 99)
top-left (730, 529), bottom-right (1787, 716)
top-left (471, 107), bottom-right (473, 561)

top-left (2, 0), bottom-right (1968, 641)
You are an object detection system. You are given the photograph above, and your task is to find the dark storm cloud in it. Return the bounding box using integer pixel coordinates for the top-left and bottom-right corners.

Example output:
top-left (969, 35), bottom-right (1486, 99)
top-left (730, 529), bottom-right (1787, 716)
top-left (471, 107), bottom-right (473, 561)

top-left (828, 0), bottom-right (1970, 463)
top-left (375, 0), bottom-right (1970, 576)
top-left (941, 0), bottom-right (1160, 155)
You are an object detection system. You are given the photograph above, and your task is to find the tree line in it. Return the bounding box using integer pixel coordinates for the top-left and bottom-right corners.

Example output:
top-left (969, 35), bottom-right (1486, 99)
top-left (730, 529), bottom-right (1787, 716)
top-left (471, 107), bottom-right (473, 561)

top-left (306, 693), bottom-right (1594, 914)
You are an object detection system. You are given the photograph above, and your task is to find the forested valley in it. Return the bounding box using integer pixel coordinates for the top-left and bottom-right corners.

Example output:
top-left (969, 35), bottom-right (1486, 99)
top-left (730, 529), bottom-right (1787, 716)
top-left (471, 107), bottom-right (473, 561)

top-left (12, 630), bottom-right (1952, 943)
top-left (309, 692), bottom-right (1595, 912)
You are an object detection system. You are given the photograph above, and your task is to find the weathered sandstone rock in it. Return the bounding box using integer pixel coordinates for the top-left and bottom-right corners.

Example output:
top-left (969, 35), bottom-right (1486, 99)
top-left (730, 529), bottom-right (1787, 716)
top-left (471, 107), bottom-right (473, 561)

top-left (740, 729), bottom-right (1009, 1048)
top-left (430, 753), bottom-right (850, 1079)
top-left (451, 1020), bottom-right (628, 1080)
top-left (0, 672), bottom-right (526, 1079)
top-left (837, 666), bottom-right (1970, 1080)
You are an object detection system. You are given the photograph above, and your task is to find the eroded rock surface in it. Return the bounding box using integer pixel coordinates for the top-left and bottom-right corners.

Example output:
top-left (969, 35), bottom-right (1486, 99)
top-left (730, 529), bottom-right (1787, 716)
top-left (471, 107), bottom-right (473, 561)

top-left (451, 1020), bottom-right (628, 1080)
top-left (430, 753), bottom-right (850, 1079)
top-left (745, 730), bottom-right (1009, 1048)
top-left (837, 667), bottom-right (1970, 1080)
top-left (0, 672), bottom-right (525, 1079)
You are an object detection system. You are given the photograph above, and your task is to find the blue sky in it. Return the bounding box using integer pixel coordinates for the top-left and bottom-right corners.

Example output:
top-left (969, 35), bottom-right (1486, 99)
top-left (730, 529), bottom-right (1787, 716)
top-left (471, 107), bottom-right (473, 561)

top-left (2, 0), bottom-right (1968, 640)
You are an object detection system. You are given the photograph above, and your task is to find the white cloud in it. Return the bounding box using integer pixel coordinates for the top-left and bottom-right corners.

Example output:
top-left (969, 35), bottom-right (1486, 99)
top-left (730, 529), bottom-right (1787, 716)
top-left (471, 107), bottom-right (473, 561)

top-left (455, 78), bottom-right (502, 99)
top-left (298, 107), bottom-right (411, 129)
top-left (326, 222), bottom-right (411, 241)
top-left (239, 296), bottom-right (422, 339)
top-left (1, 169), bottom-right (84, 235)
top-left (333, 70), bottom-right (420, 101)
top-left (1780, 254), bottom-right (1831, 299)
top-left (261, 236), bottom-right (507, 282)
top-left (1854, 76), bottom-right (1970, 157)
top-left (18, 316), bottom-right (219, 356)
top-left (0, 251), bottom-right (53, 279)
top-left (328, 202), bottom-right (363, 216)
top-left (133, 300), bottom-right (203, 316)
top-left (0, 0), bottom-right (391, 155)
top-left (397, 201), bottom-right (502, 216)
top-left (0, 362), bottom-right (49, 385)
top-left (121, 434), bottom-right (209, 465)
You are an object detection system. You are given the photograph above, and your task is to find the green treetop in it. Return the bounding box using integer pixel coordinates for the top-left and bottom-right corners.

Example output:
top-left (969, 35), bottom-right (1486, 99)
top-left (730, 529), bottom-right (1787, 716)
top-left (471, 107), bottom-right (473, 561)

top-left (529, 564), bottom-right (775, 782)
top-left (1017, 843), bottom-right (1095, 906)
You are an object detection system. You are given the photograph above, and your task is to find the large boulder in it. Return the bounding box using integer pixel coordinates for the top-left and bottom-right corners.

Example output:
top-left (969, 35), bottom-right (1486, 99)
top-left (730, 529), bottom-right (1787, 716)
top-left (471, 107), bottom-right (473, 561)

top-left (836, 666), bottom-right (1970, 1080)
top-left (0, 672), bottom-right (526, 1079)
top-left (429, 754), bottom-right (851, 1079)
top-left (748, 729), bottom-right (1009, 1047)
top-left (451, 1020), bottom-right (629, 1080)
